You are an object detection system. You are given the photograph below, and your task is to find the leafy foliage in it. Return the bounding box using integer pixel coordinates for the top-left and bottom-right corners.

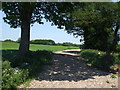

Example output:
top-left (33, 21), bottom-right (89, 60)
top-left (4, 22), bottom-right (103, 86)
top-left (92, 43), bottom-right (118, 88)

top-left (2, 50), bottom-right (53, 88)
top-left (2, 2), bottom-right (44, 28)
top-left (111, 53), bottom-right (120, 65)
top-left (30, 39), bottom-right (55, 45)
top-left (116, 45), bottom-right (120, 52)
top-left (56, 42), bottom-right (80, 47)
top-left (80, 49), bottom-right (119, 70)
top-left (110, 75), bottom-right (117, 78)
top-left (3, 39), bottom-right (15, 42)
top-left (80, 49), bottom-right (106, 69)
top-left (2, 2), bottom-right (78, 53)
top-left (16, 38), bottom-right (21, 43)
top-left (2, 61), bottom-right (29, 88)
top-left (59, 2), bottom-right (120, 52)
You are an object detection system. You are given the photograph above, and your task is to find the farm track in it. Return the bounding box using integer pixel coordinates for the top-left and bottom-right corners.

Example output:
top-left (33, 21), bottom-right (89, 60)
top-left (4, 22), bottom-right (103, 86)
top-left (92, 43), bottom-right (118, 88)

top-left (19, 49), bottom-right (118, 88)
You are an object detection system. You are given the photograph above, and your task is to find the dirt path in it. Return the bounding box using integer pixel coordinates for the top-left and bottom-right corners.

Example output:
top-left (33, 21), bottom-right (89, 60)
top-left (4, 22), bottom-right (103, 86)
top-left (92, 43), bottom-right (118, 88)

top-left (20, 49), bottom-right (118, 88)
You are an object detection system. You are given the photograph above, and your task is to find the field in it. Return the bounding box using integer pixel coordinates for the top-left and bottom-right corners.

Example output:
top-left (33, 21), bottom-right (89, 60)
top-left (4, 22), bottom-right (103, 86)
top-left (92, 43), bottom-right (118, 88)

top-left (1, 42), bottom-right (79, 88)
top-left (0, 42), bottom-right (79, 52)
top-left (1, 42), bottom-right (119, 88)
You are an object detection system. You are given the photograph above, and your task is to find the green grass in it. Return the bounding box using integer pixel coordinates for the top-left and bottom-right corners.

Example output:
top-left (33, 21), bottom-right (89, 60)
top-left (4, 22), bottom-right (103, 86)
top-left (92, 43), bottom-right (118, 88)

top-left (80, 49), bottom-right (120, 71)
top-left (0, 42), bottom-right (79, 52)
top-left (1, 42), bottom-right (79, 88)
top-left (2, 50), bottom-right (53, 88)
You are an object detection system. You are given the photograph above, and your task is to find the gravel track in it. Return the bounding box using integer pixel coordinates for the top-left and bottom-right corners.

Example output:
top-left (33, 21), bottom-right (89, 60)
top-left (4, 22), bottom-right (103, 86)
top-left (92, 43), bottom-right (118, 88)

top-left (19, 49), bottom-right (118, 88)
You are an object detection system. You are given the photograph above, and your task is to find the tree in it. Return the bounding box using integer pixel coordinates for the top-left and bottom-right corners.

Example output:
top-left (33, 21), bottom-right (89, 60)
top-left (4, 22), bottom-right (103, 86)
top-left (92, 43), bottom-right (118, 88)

top-left (16, 37), bottom-right (21, 43)
top-left (30, 39), bottom-right (55, 45)
top-left (70, 3), bottom-right (119, 49)
top-left (48, 2), bottom-right (120, 71)
top-left (2, 2), bottom-right (77, 54)
top-left (3, 39), bottom-right (15, 42)
top-left (67, 2), bottom-right (120, 71)
top-left (2, 2), bottom-right (42, 54)
top-left (51, 2), bottom-right (120, 52)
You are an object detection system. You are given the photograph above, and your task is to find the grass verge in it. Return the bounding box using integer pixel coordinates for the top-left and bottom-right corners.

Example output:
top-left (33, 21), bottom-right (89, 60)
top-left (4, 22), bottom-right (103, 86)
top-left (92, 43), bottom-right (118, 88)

top-left (80, 49), bottom-right (120, 71)
top-left (1, 42), bottom-right (79, 88)
top-left (2, 50), bottom-right (53, 88)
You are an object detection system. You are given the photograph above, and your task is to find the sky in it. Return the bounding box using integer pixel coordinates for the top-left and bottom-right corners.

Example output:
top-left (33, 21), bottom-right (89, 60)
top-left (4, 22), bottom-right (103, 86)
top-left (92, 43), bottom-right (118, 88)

top-left (0, 11), bottom-right (82, 44)
top-left (112, 0), bottom-right (119, 1)
top-left (0, 1), bottom-right (119, 44)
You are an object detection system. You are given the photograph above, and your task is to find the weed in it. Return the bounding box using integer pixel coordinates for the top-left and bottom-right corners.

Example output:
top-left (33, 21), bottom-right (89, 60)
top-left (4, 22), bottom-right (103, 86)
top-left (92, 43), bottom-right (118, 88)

top-left (111, 75), bottom-right (117, 78)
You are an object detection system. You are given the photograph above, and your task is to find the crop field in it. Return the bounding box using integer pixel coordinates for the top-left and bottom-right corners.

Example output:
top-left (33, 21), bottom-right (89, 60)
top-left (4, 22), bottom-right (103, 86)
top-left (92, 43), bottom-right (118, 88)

top-left (0, 42), bottom-right (79, 52)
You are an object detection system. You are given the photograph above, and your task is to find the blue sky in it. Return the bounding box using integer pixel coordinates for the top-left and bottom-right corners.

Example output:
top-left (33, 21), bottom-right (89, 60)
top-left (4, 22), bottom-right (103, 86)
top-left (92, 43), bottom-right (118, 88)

top-left (1, 1), bottom-right (119, 44)
top-left (0, 11), bottom-right (82, 44)
top-left (113, 0), bottom-right (119, 2)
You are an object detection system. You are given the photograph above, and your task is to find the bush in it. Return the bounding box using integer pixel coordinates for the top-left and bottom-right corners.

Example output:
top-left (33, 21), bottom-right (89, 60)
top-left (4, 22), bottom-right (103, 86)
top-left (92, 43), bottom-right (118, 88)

top-left (80, 49), bottom-right (120, 70)
top-left (30, 39), bottom-right (55, 45)
top-left (80, 49), bottom-right (106, 69)
top-left (2, 50), bottom-right (53, 88)
top-left (116, 45), bottom-right (120, 52)
top-left (2, 61), bottom-right (29, 88)
top-left (111, 53), bottom-right (120, 65)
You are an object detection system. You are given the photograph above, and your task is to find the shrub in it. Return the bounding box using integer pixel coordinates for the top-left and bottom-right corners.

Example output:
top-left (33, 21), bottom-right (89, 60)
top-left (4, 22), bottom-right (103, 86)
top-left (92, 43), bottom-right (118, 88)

top-left (80, 49), bottom-right (106, 69)
top-left (2, 61), bottom-right (29, 88)
top-left (116, 45), bottom-right (120, 52)
top-left (110, 75), bottom-right (117, 78)
top-left (2, 50), bottom-right (53, 67)
top-left (80, 49), bottom-right (120, 70)
top-left (2, 50), bottom-right (53, 88)
top-left (111, 53), bottom-right (120, 65)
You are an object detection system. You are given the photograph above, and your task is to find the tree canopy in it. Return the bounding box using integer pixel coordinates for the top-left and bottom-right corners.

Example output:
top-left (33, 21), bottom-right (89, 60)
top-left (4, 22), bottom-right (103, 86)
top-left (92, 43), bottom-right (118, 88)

top-left (57, 2), bottom-right (120, 52)
top-left (2, 2), bottom-right (76, 54)
top-left (2, 2), bottom-right (120, 54)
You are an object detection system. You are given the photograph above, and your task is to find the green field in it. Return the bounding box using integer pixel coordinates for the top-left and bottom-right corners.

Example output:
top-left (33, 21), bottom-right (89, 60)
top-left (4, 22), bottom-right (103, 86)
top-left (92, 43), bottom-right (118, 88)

top-left (1, 41), bottom-right (79, 88)
top-left (0, 42), bottom-right (79, 52)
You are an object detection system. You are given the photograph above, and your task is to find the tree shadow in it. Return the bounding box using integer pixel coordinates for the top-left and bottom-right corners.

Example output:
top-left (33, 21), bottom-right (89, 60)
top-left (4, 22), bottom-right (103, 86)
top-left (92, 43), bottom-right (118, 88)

top-left (1, 49), bottom-right (117, 82)
top-left (1, 49), bottom-right (18, 62)
top-left (36, 52), bottom-right (112, 82)
top-left (63, 50), bottom-right (81, 54)
top-left (2, 49), bottom-right (54, 80)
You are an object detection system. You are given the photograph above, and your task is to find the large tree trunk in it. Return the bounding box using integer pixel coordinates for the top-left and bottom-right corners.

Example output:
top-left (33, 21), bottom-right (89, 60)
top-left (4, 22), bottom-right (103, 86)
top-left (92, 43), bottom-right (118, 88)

top-left (104, 51), bottom-right (112, 72)
top-left (19, 20), bottom-right (30, 54)
top-left (19, 3), bottom-right (32, 54)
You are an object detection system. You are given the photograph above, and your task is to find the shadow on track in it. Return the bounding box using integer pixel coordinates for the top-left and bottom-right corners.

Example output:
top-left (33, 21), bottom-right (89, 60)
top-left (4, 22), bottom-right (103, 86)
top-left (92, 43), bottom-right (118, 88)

top-left (36, 51), bottom-right (110, 82)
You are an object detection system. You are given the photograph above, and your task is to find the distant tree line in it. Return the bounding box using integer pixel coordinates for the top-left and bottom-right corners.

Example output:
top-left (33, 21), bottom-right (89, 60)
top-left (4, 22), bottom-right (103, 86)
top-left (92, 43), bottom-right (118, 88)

top-left (30, 39), bottom-right (55, 45)
top-left (56, 42), bottom-right (80, 47)
top-left (2, 39), bottom-right (81, 47)
top-left (3, 39), bottom-right (15, 42)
